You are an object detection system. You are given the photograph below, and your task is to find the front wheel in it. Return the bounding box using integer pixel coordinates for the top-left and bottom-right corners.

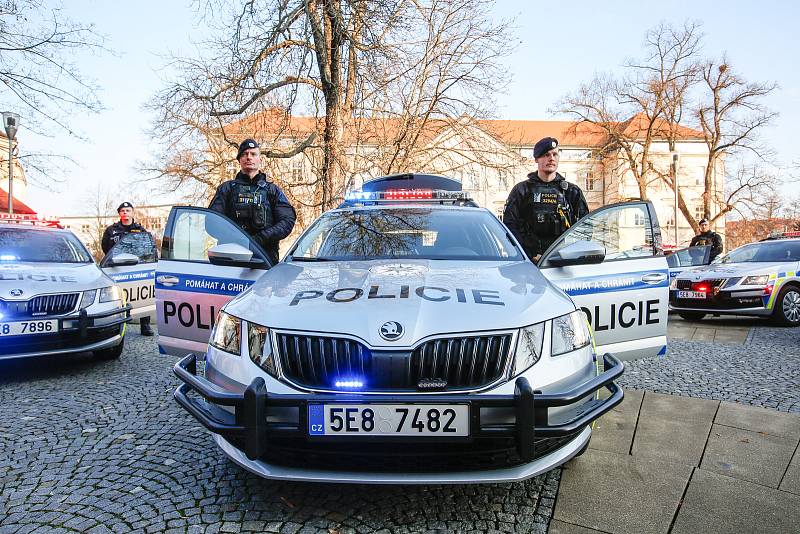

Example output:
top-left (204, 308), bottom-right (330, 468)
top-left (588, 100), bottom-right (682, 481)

top-left (772, 285), bottom-right (800, 326)
top-left (93, 339), bottom-right (124, 360)
top-left (678, 312), bottom-right (706, 321)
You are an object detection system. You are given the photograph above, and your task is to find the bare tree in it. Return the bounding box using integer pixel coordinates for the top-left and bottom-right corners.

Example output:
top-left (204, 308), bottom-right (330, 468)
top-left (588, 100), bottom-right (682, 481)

top-left (554, 22), bottom-right (701, 202)
top-left (553, 21), bottom-right (777, 234)
top-left (695, 59), bottom-right (778, 226)
top-left (0, 1), bottom-right (106, 184)
top-left (144, 0), bottom-right (513, 217)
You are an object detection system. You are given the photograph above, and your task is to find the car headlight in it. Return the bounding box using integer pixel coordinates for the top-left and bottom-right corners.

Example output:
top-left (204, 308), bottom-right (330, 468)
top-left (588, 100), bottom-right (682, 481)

top-left (248, 322), bottom-right (278, 377)
top-left (742, 275), bottom-right (769, 286)
top-left (512, 322), bottom-right (545, 376)
top-left (210, 311), bottom-right (241, 355)
top-left (551, 310), bottom-right (591, 357)
top-left (99, 285), bottom-right (122, 303)
top-left (79, 289), bottom-right (97, 309)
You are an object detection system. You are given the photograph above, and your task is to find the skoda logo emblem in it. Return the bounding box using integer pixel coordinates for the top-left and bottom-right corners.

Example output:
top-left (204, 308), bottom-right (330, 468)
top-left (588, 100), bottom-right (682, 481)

top-left (9, 289), bottom-right (23, 297)
top-left (379, 321), bottom-right (404, 341)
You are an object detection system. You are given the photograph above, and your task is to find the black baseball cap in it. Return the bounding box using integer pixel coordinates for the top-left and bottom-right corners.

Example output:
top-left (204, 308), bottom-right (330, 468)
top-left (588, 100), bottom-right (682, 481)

top-left (237, 138), bottom-right (259, 160)
top-left (699, 218), bottom-right (709, 224)
top-left (534, 137), bottom-right (559, 159)
top-left (117, 202), bottom-right (133, 212)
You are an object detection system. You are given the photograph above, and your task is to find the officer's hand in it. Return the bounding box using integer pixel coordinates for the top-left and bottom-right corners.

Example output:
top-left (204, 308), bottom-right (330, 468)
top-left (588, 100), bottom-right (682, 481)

top-left (532, 255), bottom-right (541, 263)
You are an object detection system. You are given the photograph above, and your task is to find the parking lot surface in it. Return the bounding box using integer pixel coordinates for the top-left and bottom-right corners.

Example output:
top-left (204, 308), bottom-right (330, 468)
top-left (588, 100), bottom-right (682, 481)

top-left (1, 316), bottom-right (798, 533)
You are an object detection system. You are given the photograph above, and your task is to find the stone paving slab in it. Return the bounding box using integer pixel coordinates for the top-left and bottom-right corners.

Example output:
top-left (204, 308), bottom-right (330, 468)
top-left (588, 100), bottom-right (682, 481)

top-left (666, 320), bottom-right (750, 344)
top-left (548, 519), bottom-right (608, 534)
top-left (670, 469), bottom-right (800, 534)
top-left (715, 401), bottom-right (800, 440)
top-left (589, 389), bottom-right (642, 455)
top-left (781, 446), bottom-right (800, 495)
top-left (631, 393), bottom-right (718, 466)
top-left (555, 449), bottom-right (692, 534)
top-left (700, 423), bottom-right (797, 488)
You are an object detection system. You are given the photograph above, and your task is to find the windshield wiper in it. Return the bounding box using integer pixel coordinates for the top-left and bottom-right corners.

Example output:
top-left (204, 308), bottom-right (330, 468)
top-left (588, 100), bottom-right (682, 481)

top-left (289, 256), bottom-right (333, 262)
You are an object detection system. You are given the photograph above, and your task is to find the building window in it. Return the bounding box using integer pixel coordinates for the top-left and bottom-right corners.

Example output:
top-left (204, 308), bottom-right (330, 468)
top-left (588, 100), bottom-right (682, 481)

top-left (696, 167), bottom-right (705, 187)
top-left (633, 211), bottom-right (646, 227)
top-left (81, 224), bottom-right (90, 232)
top-left (694, 203), bottom-right (704, 221)
top-left (498, 169), bottom-right (508, 189)
top-left (583, 172), bottom-right (602, 191)
top-left (291, 159), bottom-right (304, 181)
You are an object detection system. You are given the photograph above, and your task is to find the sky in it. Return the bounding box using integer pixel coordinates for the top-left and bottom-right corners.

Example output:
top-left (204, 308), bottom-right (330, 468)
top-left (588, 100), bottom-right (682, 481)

top-left (16, 0), bottom-right (800, 217)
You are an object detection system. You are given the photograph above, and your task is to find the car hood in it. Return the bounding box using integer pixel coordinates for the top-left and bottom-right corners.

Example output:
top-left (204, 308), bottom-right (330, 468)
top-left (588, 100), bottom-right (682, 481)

top-left (677, 262), bottom-right (796, 280)
top-left (225, 259), bottom-right (574, 347)
top-left (0, 261), bottom-right (110, 298)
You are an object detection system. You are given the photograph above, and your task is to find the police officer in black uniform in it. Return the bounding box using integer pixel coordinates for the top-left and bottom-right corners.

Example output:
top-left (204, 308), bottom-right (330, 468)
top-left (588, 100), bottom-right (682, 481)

top-left (690, 218), bottom-right (723, 261)
top-left (503, 137), bottom-right (589, 262)
top-left (101, 201), bottom-right (155, 336)
top-left (208, 139), bottom-right (296, 265)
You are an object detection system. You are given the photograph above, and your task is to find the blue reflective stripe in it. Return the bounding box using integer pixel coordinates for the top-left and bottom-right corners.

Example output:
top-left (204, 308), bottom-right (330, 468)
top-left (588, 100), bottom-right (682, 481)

top-left (155, 272), bottom-right (254, 296)
top-left (778, 272), bottom-right (787, 278)
top-left (108, 269), bottom-right (155, 283)
top-left (555, 269), bottom-right (669, 296)
top-left (657, 345), bottom-right (667, 356)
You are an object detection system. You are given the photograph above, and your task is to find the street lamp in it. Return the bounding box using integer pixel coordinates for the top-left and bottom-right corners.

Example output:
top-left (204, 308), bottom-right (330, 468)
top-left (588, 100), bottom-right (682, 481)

top-left (671, 151), bottom-right (680, 247)
top-left (2, 112), bottom-right (21, 214)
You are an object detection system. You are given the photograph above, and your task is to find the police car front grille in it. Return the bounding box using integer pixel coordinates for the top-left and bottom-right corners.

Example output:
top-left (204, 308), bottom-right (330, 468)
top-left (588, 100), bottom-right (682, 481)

top-left (276, 334), bottom-right (371, 389)
top-left (410, 334), bottom-right (513, 389)
top-left (275, 332), bottom-right (513, 391)
top-left (0, 292), bottom-right (79, 319)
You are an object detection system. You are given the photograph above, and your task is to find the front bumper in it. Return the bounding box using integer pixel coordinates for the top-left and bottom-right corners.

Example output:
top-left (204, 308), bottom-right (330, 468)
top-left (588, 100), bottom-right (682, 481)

top-left (0, 305), bottom-right (132, 360)
top-left (173, 353), bottom-right (624, 483)
top-left (669, 289), bottom-right (771, 316)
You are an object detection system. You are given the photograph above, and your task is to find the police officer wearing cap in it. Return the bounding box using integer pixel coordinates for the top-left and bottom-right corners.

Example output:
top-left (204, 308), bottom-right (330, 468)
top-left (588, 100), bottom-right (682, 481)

top-left (690, 217), bottom-right (723, 261)
top-left (208, 139), bottom-right (296, 265)
top-left (503, 137), bottom-right (589, 262)
top-left (101, 202), bottom-right (155, 336)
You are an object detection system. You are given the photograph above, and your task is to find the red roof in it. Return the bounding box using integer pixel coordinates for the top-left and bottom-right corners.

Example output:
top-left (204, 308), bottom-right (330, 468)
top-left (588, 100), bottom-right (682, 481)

top-left (0, 188), bottom-right (36, 214)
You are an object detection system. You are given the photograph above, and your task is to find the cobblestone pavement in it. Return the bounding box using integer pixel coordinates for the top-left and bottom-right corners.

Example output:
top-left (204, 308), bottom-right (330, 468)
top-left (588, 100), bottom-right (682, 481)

top-left (0, 333), bottom-right (558, 534)
top-left (620, 317), bottom-right (800, 413)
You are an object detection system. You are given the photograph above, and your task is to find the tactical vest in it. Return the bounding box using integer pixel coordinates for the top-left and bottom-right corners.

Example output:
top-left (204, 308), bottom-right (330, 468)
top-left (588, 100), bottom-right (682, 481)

top-left (527, 180), bottom-right (572, 238)
top-left (232, 179), bottom-right (273, 234)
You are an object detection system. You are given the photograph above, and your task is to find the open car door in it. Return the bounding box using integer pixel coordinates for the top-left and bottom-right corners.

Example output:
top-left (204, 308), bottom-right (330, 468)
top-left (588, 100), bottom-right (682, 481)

top-left (666, 245), bottom-right (712, 282)
top-left (155, 207), bottom-right (271, 357)
top-left (538, 201), bottom-right (669, 361)
top-left (100, 231), bottom-right (157, 322)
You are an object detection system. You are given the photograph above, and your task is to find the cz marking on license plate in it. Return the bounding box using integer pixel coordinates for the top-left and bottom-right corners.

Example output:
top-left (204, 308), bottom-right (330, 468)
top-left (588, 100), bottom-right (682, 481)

top-left (0, 319), bottom-right (58, 336)
top-left (678, 290), bottom-right (706, 299)
top-left (308, 404), bottom-right (470, 436)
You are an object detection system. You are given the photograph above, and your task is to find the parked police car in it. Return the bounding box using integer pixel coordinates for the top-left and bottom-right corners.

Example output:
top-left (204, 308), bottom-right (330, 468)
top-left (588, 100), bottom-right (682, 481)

top-left (670, 233), bottom-right (800, 325)
top-left (161, 174), bottom-right (670, 483)
top-left (0, 221), bottom-right (131, 360)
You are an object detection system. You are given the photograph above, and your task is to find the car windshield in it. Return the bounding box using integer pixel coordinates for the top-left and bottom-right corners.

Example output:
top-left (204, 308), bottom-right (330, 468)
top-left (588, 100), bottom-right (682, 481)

top-left (289, 207), bottom-right (524, 261)
top-left (716, 240), bottom-right (800, 264)
top-left (0, 228), bottom-right (93, 263)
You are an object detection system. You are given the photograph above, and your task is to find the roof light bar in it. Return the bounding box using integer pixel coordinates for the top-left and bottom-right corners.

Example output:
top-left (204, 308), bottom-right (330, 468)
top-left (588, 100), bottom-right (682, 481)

top-left (343, 189), bottom-right (471, 203)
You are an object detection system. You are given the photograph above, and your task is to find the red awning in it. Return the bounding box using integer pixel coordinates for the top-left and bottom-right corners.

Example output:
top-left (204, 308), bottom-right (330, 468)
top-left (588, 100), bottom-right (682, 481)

top-left (0, 187), bottom-right (36, 214)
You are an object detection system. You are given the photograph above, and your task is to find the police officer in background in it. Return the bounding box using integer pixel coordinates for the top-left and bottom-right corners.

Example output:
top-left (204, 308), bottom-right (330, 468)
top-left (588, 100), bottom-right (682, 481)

top-left (208, 139), bottom-right (296, 265)
top-left (503, 137), bottom-right (589, 262)
top-left (101, 201), bottom-right (154, 336)
top-left (690, 217), bottom-right (723, 261)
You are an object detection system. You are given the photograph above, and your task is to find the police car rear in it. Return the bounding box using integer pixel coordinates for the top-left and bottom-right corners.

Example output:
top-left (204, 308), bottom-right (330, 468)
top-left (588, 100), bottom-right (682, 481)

top-left (161, 174), bottom-right (662, 483)
top-left (0, 223), bottom-right (131, 360)
top-left (669, 235), bottom-right (800, 325)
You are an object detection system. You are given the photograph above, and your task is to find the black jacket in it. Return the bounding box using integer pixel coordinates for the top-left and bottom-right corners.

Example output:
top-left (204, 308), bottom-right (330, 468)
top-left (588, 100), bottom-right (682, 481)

top-left (690, 231), bottom-right (723, 261)
top-left (208, 172), bottom-right (296, 264)
top-left (503, 172), bottom-right (589, 259)
top-left (101, 220), bottom-right (147, 254)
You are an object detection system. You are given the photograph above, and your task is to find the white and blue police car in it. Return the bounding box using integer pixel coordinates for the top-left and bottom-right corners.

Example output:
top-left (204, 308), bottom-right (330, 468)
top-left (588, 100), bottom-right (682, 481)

top-left (0, 220), bottom-right (132, 360)
top-left (670, 232), bottom-right (800, 325)
top-left (159, 174), bottom-right (670, 483)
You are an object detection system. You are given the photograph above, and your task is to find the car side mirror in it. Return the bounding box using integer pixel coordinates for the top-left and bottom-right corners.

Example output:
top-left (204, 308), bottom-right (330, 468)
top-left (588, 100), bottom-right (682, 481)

top-left (208, 243), bottom-right (268, 269)
top-left (106, 253), bottom-right (139, 267)
top-left (547, 240), bottom-right (606, 267)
